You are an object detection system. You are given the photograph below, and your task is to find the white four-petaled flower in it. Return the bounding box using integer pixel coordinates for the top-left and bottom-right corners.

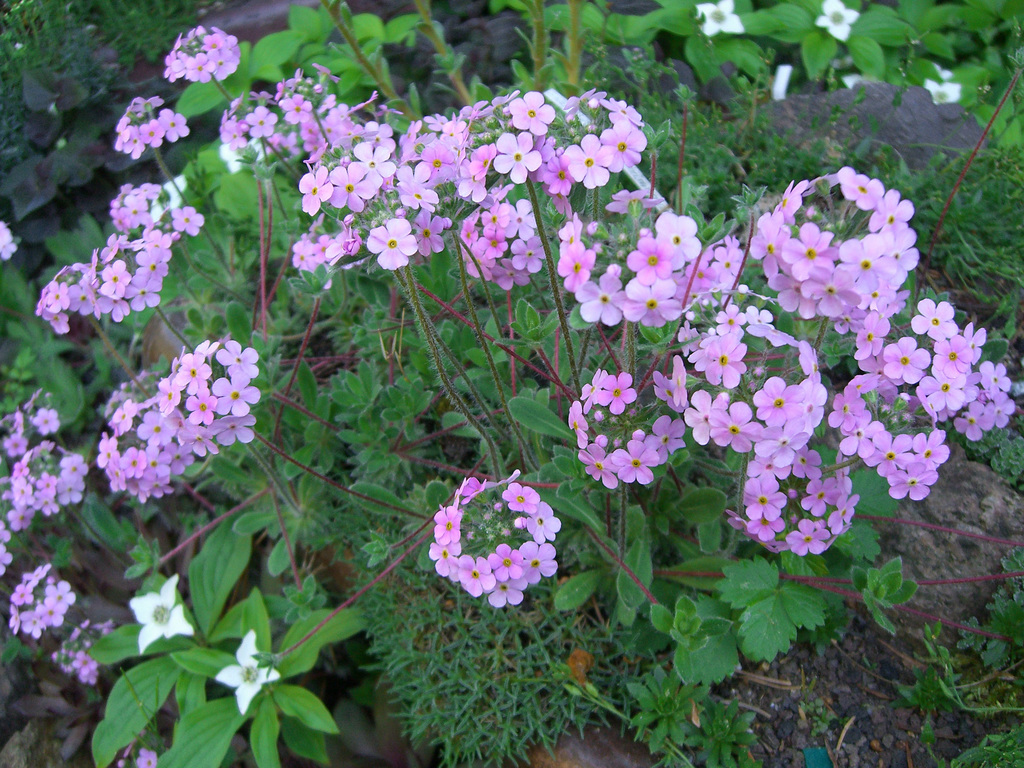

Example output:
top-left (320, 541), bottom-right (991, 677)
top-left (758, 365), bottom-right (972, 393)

top-left (696, 0), bottom-right (744, 36)
top-left (129, 574), bottom-right (195, 653)
top-left (215, 630), bottom-right (281, 714)
top-left (816, 0), bottom-right (859, 41)
top-left (923, 79), bottom-right (961, 104)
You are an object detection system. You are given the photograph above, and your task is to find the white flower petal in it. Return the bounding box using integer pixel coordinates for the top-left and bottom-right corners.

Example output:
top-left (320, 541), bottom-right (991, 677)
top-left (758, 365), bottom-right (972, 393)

top-left (236, 629), bottom-right (258, 666)
top-left (129, 593), bottom-right (162, 624)
top-left (164, 605), bottom-right (195, 639)
top-left (234, 681), bottom-right (262, 715)
top-left (138, 622), bottom-right (164, 654)
top-left (215, 664), bottom-right (245, 687)
top-left (158, 574), bottom-right (180, 605)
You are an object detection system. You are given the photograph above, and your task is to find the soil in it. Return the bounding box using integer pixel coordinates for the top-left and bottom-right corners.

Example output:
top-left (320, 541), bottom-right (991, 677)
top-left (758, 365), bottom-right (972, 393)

top-left (725, 611), bottom-right (998, 768)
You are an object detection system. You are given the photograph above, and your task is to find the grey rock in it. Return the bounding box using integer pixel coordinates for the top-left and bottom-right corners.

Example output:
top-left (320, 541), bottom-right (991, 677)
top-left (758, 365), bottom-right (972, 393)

top-left (0, 720), bottom-right (93, 768)
top-left (769, 82), bottom-right (985, 169)
top-left (877, 443), bottom-right (1024, 642)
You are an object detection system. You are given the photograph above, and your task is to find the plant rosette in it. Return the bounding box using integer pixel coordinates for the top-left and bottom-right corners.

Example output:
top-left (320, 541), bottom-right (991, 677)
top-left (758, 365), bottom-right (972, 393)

top-left (429, 471), bottom-right (560, 608)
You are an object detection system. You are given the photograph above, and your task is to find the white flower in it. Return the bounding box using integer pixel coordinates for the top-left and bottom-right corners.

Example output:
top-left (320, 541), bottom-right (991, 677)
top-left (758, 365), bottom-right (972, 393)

top-left (0, 221), bottom-right (16, 262)
top-left (924, 79), bottom-right (961, 104)
top-left (215, 630), bottom-right (281, 714)
top-left (696, 0), bottom-right (744, 36)
top-left (129, 574), bottom-right (194, 653)
top-left (816, 0), bottom-right (859, 41)
top-left (772, 64), bottom-right (794, 101)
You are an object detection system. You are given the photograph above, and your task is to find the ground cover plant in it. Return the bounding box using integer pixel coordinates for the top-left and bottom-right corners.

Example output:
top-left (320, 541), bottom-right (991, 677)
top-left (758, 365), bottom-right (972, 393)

top-left (1, 2), bottom-right (1023, 767)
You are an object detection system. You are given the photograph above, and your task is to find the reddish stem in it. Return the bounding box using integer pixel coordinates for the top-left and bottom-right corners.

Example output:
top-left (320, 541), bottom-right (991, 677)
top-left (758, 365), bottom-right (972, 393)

top-left (271, 493), bottom-right (303, 590)
top-left (159, 489), bottom-right (271, 566)
top-left (857, 514), bottom-right (1024, 548)
top-left (254, 432), bottom-right (427, 519)
top-left (586, 527), bottom-right (659, 605)
top-left (920, 67), bottom-right (1022, 294)
top-left (279, 525), bottom-right (432, 659)
top-left (274, 296), bottom-right (321, 442)
top-left (271, 391), bottom-right (337, 431)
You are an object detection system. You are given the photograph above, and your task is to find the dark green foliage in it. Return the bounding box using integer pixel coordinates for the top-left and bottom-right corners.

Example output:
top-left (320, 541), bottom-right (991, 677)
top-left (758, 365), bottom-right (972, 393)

top-left (359, 562), bottom-right (629, 766)
top-left (959, 549), bottom-right (1024, 668)
top-left (953, 724), bottom-right (1024, 767)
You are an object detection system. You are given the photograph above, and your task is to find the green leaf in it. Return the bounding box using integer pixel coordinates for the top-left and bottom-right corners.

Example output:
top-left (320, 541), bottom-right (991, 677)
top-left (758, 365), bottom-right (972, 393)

top-left (156, 697), bottom-right (246, 768)
top-left (225, 302), bottom-right (252, 344)
top-left (850, 7), bottom-right (910, 46)
top-left (244, 589), bottom-right (272, 652)
top-left (214, 173), bottom-right (259, 220)
top-left (175, 671), bottom-right (207, 715)
top-left (678, 487), bottom-right (727, 524)
top-left (89, 624), bottom-right (141, 665)
top-left (276, 608), bottom-right (364, 678)
top-left (801, 30), bottom-right (838, 80)
top-left (188, 521), bottom-right (252, 636)
top-left (176, 81), bottom-right (226, 118)
top-left (737, 593), bottom-right (796, 661)
top-left (348, 482), bottom-right (413, 514)
top-left (171, 647), bottom-right (237, 678)
top-left (267, 538), bottom-right (291, 578)
top-left (554, 570), bottom-right (603, 611)
top-left (766, 3), bottom-right (814, 41)
top-left (93, 656), bottom-right (180, 768)
top-left (251, 698), bottom-right (281, 768)
top-left (508, 396), bottom-right (573, 440)
top-left (274, 685), bottom-right (339, 734)
top-left (847, 35), bottom-right (886, 79)
top-left (253, 31), bottom-right (303, 68)
top-left (281, 717), bottom-right (328, 764)
top-left (778, 582), bottom-right (827, 631)
top-left (548, 486), bottom-right (604, 532)
top-left (718, 559), bottom-right (778, 608)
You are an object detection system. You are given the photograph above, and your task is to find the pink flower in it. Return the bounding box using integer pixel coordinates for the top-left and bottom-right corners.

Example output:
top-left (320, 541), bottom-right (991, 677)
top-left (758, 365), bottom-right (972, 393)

top-left (503, 482), bottom-right (540, 514)
top-left (367, 218), bottom-right (418, 270)
top-left (911, 299), bottom-right (957, 341)
top-left (487, 578), bottom-right (527, 608)
top-left (429, 541), bottom-right (462, 579)
top-left (493, 132), bottom-right (542, 184)
top-left (621, 278), bottom-right (682, 327)
top-left (693, 333), bottom-right (747, 389)
top-left (600, 120), bottom-right (647, 173)
top-left (575, 268), bottom-right (625, 326)
top-left (836, 166), bottom-right (884, 211)
top-left (611, 439), bottom-right (660, 484)
top-left (786, 519), bottom-right (830, 555)
top-left (487, 544), bottom-right (524, 582)
top-left (507, 91), bottom-right (556, 135)
top-left (578, 444), bottom-right (618, 489)
top-left (299, 167), bottom-right (333, 216)
top-left (457, 555), bottom-right (495, 598)
top-left (519, 541), bottom-right (557, 583)
top-left (433, 506), bottom-right (461, 546)
top-left (563, 134), bottom-right (613, 189)
top-left (708, 401), bottom-right (761, 453)
top-left (881, 337), bottom-right (930, 385)
top-left (653, 355), bottom-right (689, 412)
top-left (593, 372), bottom-right (636, 415)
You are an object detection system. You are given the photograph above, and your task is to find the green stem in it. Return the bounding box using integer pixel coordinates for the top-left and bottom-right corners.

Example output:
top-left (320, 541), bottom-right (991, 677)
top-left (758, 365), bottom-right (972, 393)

top-left (412, 0), bottom-right (472, 106)
top-left (454, 239), bottom-right (537, 471)
top-left (155, 304), bottom-right (189, 349)
top-left (625, 321), bottom-right (636, 380)
top-left (564, 0), bottom-right (584, 91)
top-left (523, 0), bottom-right (550, 90)
top-left (89, 317), bottom-right (149, 397)
top-left (319, 0), bottom-right (415, 117)
top-left (400, 265), bottom-right (504, 476)
top-left (526, 178), bottom-right (581, 392)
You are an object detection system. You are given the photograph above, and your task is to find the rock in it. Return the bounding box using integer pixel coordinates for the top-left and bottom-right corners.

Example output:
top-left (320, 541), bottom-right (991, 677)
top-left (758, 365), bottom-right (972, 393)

top-left (877, 443), bottom-right (1024, 642)
top-left (0, 720), bottom-right (93, 768)
top-left (524, 726), bottom-right (655, 768)
top-left (769, 82), bottom-right (985, 170)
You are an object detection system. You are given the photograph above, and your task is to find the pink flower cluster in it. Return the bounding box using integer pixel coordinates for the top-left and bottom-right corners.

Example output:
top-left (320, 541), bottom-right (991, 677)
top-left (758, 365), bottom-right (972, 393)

top-left (1, 394), bottom-right (87, 535)
top-left (164, 25), bottom-right (240, 83)
top-left (287, 88), bottom-right (648, 279)
top-left (98, 339), bottom-right (260, 501)
top-left (36, 184), bottom-right (202, 335)
top-left (52, 619), bottom-right (113, 685)
top-left (429, 472), bottom-right (559, 607)
top-left (114, 96), bottom-right (189, 160)
top-left (559, 209), bottom-right (705, 328)
top-left (8, 564), bottom-right (77, 640)
top-left (573, 366), bottom-right (686, 489)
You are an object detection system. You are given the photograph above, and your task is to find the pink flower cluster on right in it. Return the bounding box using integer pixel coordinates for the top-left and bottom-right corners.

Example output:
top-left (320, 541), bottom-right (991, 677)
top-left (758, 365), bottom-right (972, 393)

top-left (568, 168), bottom-right (1014, 556)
